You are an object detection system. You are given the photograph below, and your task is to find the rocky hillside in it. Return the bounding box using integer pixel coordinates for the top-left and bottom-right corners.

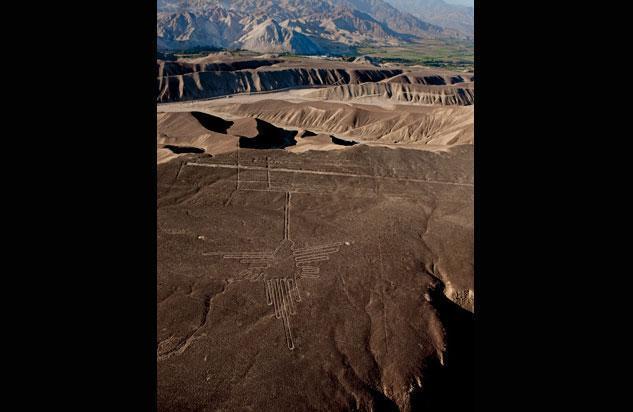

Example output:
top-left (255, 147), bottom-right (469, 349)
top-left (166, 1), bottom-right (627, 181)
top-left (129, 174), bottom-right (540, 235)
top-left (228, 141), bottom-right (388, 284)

top-left (210, 99), bottom-right (474, 145)
top-left (386, 0), bottom-right (474, 36)
top-left (156, 56), bottom-right (474, 104)
top-left (238, 18), bottom-right (323, 54)
top-left (305, 82), bottom-right (474, 105)
top-left (157, 0), bottom-right (460, 54)
top-left (157, 63), bottom-right (403, 101)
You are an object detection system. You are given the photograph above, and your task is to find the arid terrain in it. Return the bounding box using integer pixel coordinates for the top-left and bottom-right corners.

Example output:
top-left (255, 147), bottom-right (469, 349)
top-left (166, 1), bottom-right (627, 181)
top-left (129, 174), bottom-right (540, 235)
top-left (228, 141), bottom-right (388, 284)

top-left (157, 0), bottom-right (471, 54)
top-left (157, 52), bottom-right (473, 411)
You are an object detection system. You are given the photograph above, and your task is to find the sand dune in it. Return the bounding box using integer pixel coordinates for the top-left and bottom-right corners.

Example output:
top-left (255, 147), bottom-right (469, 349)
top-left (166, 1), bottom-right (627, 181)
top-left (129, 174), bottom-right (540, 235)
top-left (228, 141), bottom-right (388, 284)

top-left (209, 100), bottom-right (474, 145)
top-left (157, 110), bottom-right (360, 161)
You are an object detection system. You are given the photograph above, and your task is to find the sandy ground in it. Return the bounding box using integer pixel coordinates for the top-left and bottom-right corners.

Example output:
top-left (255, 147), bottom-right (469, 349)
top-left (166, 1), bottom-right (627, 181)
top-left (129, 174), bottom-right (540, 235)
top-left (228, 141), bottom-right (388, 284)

top-left (157, 85), bottom-right (466, 111)
top-left (158, 146), bottom-right (473, 411)
top-left (158, 88), bottom-right (473, 155)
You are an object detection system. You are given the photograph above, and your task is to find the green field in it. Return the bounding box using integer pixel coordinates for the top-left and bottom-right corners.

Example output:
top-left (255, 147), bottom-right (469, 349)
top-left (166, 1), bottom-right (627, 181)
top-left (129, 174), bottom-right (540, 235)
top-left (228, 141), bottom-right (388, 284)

top-left (158, 38), bottom-right (474, 72)
top-left (356, 38), bottom-right (474, 71)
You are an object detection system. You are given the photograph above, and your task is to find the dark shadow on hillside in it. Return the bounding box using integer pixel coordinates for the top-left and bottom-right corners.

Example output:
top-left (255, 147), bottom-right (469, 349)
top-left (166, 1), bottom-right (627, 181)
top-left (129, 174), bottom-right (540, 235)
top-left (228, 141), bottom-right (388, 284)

top-left (239, 119), bottom-right (298, 149)
top-left (423, 75), bottom-right (448, 85)
top-left (163, 145), bottom-right (205, 154)
top-left (369, 390), bottom-right (399, 412)
top-left (191, 111), bottom-right (234, 134)
top-left (410, 284), bottom-right (474, 409)
top-left (331, 136), bottom-right (358, 146)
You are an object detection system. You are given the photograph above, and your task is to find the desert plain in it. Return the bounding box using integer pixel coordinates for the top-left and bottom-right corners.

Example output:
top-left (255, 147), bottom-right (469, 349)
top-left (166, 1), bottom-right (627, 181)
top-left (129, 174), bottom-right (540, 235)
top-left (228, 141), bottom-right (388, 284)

top-left (157, 52), bottom-right (473, 411)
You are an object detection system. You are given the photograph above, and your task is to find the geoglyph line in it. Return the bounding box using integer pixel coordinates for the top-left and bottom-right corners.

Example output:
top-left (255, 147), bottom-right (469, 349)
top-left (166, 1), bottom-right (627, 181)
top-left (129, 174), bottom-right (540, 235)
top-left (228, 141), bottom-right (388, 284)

top-left (266, 277), bottom-right (298, 350)
top-left (284, 192), bottom-right (291, 240)
top-left (293, 242), bottom-right (343, 273)
top-left (378, 241), bottom-right (389, 355)
top-left (296, 256), bottom-right (330, 264)
top-left (201, 191), bottom-right (351, 350)
top-left (288, 278), bottom-right (302, 303)
top-left (294, 242), bottom-right (344, 253)
top-left (186, 162), bottom-right (473, 187)
top-left (283, 279), bottom-right (296, 315)
top-left (267, 157), bottom-right (272, 190)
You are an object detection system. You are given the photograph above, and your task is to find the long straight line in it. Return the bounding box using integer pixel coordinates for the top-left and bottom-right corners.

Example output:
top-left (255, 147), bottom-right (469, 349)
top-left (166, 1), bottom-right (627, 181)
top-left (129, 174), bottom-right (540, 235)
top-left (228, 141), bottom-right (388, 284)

top-left (293, 248), bottom-right (339, 257)
top-left (267, 156), bottom-right (271, 190)
top-left (284, 192), bottom-right (291, 240)
top-left (378, 241), bottom-right (388, 355)
top-left (236, 144), bottom-right (240, 189)
top-left (186, 162), bottom-right (473, 187)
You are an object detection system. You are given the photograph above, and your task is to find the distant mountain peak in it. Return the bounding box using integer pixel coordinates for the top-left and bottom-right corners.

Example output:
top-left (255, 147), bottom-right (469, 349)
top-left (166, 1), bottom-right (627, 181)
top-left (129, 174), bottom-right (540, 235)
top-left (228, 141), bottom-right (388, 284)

top-left (157, 0), bottom-right (468, 54)
top-left (384, 0), bottom-right (473, 36)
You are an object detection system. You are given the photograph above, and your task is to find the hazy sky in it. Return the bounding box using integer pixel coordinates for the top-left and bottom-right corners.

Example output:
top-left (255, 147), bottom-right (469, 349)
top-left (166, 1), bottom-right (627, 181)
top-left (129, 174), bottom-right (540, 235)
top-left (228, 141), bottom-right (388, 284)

top-left (445, 0), bottom-right (474, 6)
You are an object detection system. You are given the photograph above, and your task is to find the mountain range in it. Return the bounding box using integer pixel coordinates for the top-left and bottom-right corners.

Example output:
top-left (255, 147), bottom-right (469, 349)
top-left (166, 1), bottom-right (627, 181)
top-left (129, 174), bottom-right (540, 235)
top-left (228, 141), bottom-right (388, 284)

top-left (157, 0), bottom-right (473, 54)
top-left (385, 0), bottom-right (473, 35)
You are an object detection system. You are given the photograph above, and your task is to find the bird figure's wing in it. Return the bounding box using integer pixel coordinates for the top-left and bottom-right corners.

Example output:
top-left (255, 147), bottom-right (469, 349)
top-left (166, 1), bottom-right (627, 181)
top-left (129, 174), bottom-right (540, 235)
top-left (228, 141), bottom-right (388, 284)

top-left (220, 251), bottom-right (275, 281)
top-left (292, 242), bottom-right (345, 279)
